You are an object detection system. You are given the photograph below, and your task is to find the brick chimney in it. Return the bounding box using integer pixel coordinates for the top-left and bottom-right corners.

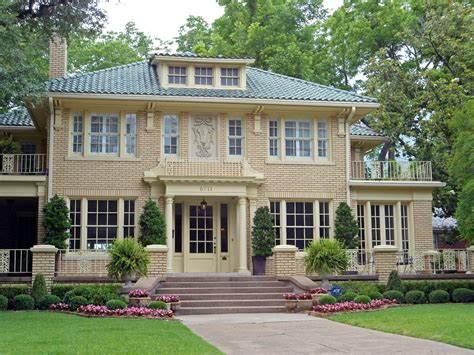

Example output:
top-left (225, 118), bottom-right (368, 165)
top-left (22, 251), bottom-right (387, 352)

top-left (49, 36), bottom-right (67, 79)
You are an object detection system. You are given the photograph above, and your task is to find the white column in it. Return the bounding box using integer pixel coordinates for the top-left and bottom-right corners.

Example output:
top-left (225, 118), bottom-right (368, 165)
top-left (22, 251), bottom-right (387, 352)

top-left (238, 197), bottom-right (248, 273)
top-left (365, 201), bottom-right (372, 250)
top-left (117, 198), bottom-right (124, 240)
top-left (280, 200), bottom-right (287, 245)
top-left (395, 201), bottom-right (402, 250)
top-left (165, 196), bottom-right (174, 272)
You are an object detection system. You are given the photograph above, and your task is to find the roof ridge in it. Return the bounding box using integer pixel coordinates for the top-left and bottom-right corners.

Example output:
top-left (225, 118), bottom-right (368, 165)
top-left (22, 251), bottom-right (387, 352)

top-left (247, 67), bottom-right (375, 101)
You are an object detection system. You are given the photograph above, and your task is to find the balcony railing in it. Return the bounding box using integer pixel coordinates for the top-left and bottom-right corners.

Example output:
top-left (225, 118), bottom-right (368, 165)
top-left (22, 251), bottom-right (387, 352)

top-left (0, 249), bottom-right (32, 275)
top-left (0, 154), bottom-right (47, 175)
top-left (162, 157), bottom-right (245, 177)
top-left (351, 160), bottom-right (432, 181)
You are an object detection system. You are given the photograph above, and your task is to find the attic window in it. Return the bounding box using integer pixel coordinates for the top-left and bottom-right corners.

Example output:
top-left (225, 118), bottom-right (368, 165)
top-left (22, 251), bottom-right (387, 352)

top-left (195, 67), bottom-right (213, 85)
top-left (221, 68), bottom-right (239, 86)
top-left (168, 66), bottom-right (187, 84)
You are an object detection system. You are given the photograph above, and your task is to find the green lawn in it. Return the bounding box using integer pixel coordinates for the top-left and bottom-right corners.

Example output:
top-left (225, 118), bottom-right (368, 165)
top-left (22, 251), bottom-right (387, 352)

top-left (329, 304), bottom-right (474, 349)
top-left (0, 312), bottom-right (221, 354)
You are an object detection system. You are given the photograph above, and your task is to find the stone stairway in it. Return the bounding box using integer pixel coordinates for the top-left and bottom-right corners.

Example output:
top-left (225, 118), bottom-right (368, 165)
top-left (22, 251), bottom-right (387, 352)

top-left (154, 275), bottom-right (292, 315)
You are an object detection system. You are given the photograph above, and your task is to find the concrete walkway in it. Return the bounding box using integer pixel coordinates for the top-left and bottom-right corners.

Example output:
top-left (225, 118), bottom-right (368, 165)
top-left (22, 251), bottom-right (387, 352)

top-left (179, 313), bottom-right (473, 354)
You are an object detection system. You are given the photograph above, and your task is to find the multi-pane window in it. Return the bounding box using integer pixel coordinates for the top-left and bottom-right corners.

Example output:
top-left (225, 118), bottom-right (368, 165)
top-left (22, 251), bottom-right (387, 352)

top-left (269, 120), bottom-right (279, 157)
top-left (174, 203), bottom-right (183, 253)
top-left (90, 113), bottom-right (119, 154)
top-left (189, 205), bottom-right (213, 253)
top-left (69, 200), bottom-right (81, 250)
top-left (123, 200), bottom-right (135, 238)
top-left (195, 67), bottom-right (213, 85)
top-left (72, 113), bottom-right (83, 153)
top-left (270, 202), bottom-right (281, 245)
top-left (285, 121), bottom-right (311, 157)
top-left (371, 204), bottom-right (381, 247)
top-left (384, 205), bottom-right (395, 245)
top-left (401, 204), bottom-right (410, 263)
top-left (357, 204), bottom-right (366, 264)
top-left (319, 201), bottom-right (330, 239)
top-left (168, 66), bottom-right (187, 84)
top-left (86, 200), bottom-right (117, 250)
top-left (221, 68), bottom-right (239, 86)
top-left (125, 114), bottom-right (137, 155)
top-left (286, 202), bottom-right (313, 250)
top-left (317, 121), bottom-right (328, 158)
top-left (228, 118), bottom-right (243, 156)
top-left (163, 115), bottom-right (179, 155)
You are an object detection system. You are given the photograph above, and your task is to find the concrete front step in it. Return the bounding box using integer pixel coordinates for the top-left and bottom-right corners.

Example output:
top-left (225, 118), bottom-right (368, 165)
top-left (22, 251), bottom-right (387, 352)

top-left (166, 276), bottom-right (276, 282)
top-left (157, 286), bottom-right (292, 294)
top-left (180, 299), bottom-right (285, 307)
top-left (178, 306), bottom-right (286, 315)
top-left (164, 293), bottom-right (285, 301)
top-left (160, 281), bottom-right (286, 288)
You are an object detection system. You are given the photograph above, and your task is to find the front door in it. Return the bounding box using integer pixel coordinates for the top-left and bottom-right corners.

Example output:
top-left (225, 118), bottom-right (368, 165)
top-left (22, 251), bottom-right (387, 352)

top-left (188, 204), bottom-right (216, 272)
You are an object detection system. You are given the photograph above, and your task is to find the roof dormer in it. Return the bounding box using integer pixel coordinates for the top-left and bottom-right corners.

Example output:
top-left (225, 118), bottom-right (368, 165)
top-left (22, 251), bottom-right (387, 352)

top-left (150, 53), bottom-right (255, 90)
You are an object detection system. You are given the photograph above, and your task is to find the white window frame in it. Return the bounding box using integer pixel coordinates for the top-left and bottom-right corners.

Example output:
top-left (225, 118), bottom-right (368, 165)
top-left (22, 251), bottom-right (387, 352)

top-left (69, 199), bottom-right (81, 250)
top-left (86, 199), bottom-right (118, 250)
top-left (123, 199), bottom-right (136, 238)
top-left (163, 114), bottom-right (180, 156)
top-left (168, 66), bottom-right (187, 85)
top-left (221, 67), bottom-right (239, 86)
top-left (384, 204), bottom-right (395, 246)
top-left (125, 113), bottom-right (137, 156)
top-left (269, 201), bottom-right (281, 246)
top-left (285, 201), bottom-right (314, 250)
top-left (228, 117), bottom-right (244, 157)
top-left (318, 201), bottom-right (331, 239)
top-left (269, 119), bottom-right (279, 158)
top-left (194, 67), bottom-right (213, 85)
top-left (71, 113), bottom-right (84, 154)
top-left (89, 113), bottom-right (120, 155)
top-left (317, 120), bottom-right (329, 159)
top-left (284, 120), bottom-right (312, 158)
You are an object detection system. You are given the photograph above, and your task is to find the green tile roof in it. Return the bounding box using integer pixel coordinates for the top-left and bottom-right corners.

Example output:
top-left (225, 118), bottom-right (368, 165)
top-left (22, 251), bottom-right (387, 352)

top-left (0, 108), bottom-right (33, 127)
top-left (47, 61), bottom-right (376, 103)
top-left (350, 123), bottom-right (384, 137)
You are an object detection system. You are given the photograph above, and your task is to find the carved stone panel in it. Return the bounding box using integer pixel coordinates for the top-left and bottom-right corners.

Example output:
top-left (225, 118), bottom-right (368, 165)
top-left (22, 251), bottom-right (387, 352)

top-left (189, 114), bottom-right (218, 159)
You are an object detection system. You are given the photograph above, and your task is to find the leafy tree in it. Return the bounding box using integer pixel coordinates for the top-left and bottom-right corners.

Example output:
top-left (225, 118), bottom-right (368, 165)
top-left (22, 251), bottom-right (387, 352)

top-left (139, 199), bottom-right (166, 246)
top-left (251, 206), bottom-right (274, 257)
top-left (42, 194), bottom-right (71, 249)
top-left (334, 202), bottom-right (359, 249)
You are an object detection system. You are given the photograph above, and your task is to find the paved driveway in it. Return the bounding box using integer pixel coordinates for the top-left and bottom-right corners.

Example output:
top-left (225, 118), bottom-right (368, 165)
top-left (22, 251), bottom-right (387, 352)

top-left (179, 313), bottom-right (473, 354)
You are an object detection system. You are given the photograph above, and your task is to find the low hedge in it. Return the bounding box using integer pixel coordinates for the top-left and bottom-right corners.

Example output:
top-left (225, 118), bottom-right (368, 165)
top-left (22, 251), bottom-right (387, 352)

top-left (319, 295), bottom-right (337, 305)
top-left (354, 295), bottom-right (371, 304)
top-left (368, 291), bottom-right (384, 300)
top-left (52, 284), bottom-right (121, 301)
top-left (405, 290), bottom-right (426, 304)
top-left (429, 290), bottom-right (449, 304)
top-left (338, 291), bottom-right (357, 302)
top-left (337, 281), bottom-right (380, 296)
top-left (0, 295), bottom-right (8, 311)
top-left (63, 285), bottom-right (121, 305)
top-left (0, 286), bottom-right (29, 308)
top-left (452, 288), bottom-right (474, 303)
top-left (383, 290), bottom-right (405, 304)
top-left (70, 296), bottom-right (88, 311)
top-left (148, 301), bottom-right (168, 310)
top-left (401, 281), bottom-right (474, 300)
top-left (13, 294), bottom-right (34, 310)
top-left (106, 299), bottom-right (127, 310)
top-left (38, 295), bottom-right (61, 310)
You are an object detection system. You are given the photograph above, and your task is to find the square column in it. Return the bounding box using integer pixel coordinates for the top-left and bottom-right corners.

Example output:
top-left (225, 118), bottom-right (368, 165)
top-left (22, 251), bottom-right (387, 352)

top-left (238, 197), bottom-right (249, 274)
top-left (165, 196), bottom-right (174, 272)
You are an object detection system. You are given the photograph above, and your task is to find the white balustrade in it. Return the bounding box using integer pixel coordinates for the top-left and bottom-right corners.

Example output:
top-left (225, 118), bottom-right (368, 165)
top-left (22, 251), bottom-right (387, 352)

top-left (351, 161), bottom-right (432, 181)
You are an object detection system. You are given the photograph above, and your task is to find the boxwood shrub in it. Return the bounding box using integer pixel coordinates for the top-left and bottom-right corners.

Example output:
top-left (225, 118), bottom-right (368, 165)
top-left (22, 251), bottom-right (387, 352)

top-left (338, 281), bottom-right (379, 296)
top-left (319, 295), bottom-right (337, 305)
top-left (38, 295), bottom-right (61, 310)
top-left (401, 281), bottom-right (474, 300)
top-left (106, 299), bottom-right (127, 310)
top-left (405, 290), bottom-right (426, 304)
top-left (63, 285), bottom-right (120, 305)
top-left (368, 291), bottom-right (384, 300)
top-left (452, 288), bottom-right (474, 303)
top-left (13, 294), bottom-right (34, 310)
top-left (354, 295), bottom-right (371, 304)
top-left (70, 296), bottom-right (88, 311)
top-left (148, 301), bottom-right (168, 310)
top-left (0, 295), bottom-right (8, 311)
top-left (338, 291), bottom-right (357, 302)
top-left (383, 290), bottom-right (405, 304)
top-left (429, 290), bottom-right (449, 304)
top-left (0, 286), bottom-right (29, 308)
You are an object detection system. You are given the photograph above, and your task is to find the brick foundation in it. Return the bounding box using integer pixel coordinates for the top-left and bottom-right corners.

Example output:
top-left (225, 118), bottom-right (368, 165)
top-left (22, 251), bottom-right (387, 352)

top-left (373, 245), bottom-right (398, 283)
top-left (273, 245), bottom-right (297, 277)
top-left (145, 245), bottom-right (168, 278)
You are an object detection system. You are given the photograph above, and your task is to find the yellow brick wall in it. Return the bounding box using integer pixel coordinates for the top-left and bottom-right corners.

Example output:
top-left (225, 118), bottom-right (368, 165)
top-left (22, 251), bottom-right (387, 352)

top-left (413, 200), bottom-right (434, 251)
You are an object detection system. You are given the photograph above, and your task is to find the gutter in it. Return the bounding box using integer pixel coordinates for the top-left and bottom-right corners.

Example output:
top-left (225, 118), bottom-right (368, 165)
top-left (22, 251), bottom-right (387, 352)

top-left (345, 107), bottom-right (356, 204)
top-left (47, 97), bottom-right (54, 201)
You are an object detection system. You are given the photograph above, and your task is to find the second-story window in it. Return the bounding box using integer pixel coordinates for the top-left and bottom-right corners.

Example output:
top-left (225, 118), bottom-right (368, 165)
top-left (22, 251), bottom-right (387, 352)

top-left (168, 66), bottom-right (187, 84)
top-left (195, 67), bottom-right (213, 85)
top-left (228, 118), bottom-right (243, 156)
top-left (125, 114), bottom-right (137, 155)
top-left (285, 120), bottom-right (311, 158)
top-left (317, 121), bottom-right (328, 158)
top-left (269, 119), bottom-right (279, 157)
top-left (72, 113), bottom-right (83, 153)
top-left (163, 114), bottom-right (179, 155)
top-left (90, 113), bottom-right (119, 154)
top-left (221, 68), bottom-right (239, 86)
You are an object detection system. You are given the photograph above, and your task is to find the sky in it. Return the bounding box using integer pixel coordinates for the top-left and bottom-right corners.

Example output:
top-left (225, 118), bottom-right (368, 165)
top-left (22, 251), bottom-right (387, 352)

top-left (101, 0), bottom-right (344, 43)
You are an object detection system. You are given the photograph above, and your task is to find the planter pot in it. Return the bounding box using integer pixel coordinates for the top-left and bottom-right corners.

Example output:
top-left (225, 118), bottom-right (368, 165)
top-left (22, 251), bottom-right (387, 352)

top-left (252, 256), bottom-right (266, 275)
top-left (297, 299), bottom-right (313, 311)
top-left (122, 272), bottom-right (137, 288)
top-left (285, 300), bottom-right (298, 312)
top-left (129, 297), bottom-right (151, 307)
top-left (311, 294), bottom-right (327, 305)
top-left (170, 302), bottom-right (180, 314)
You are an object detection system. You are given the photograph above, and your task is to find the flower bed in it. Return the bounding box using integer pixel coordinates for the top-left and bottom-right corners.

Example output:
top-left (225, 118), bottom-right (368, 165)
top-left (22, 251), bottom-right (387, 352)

top-left (312, 299), bottom-right (396, 315)
top-left (309, 288), bottom-right (328, 294)
top-left (129, 289), bottom-right (150, 298)
top-left (155, 295), bottom-right (180, 303)
top-left (283, 293), bottom-right (312, 300)
top-left (49, 303), bottom-right (174, 319)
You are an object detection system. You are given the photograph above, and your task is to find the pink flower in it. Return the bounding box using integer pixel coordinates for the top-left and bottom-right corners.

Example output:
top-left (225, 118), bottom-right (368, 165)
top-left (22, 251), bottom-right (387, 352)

top-left (155, 295), bottom-right (180, 303)
top-left (129, 289), bottom-right (150, 298)
top-left (313, 299), bottom-right (396, 314)
top-left (49, 303), bottom-right (70, 311)
top-left (309, 288), bottom-right (328, 295)
top-left (283, 292), bottom-right (313, 300)
top-left (75, 304), bottom-right (173, 318)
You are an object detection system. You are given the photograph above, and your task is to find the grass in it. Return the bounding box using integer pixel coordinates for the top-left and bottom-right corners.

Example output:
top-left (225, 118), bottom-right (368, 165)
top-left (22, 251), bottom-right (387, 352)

top-left (0, 312), bottom-right (221, 354)
top-left (329, 304), bottom-right (474, 349)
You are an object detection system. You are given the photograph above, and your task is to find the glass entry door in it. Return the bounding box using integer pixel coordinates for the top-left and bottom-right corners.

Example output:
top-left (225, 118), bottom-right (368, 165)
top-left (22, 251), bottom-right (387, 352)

top-left (189, 205), bottom-right (214, 254)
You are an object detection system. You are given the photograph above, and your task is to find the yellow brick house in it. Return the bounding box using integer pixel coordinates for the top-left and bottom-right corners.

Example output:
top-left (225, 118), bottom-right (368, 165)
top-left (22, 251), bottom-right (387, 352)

top-left (0, 40), bottom-right (445, 276)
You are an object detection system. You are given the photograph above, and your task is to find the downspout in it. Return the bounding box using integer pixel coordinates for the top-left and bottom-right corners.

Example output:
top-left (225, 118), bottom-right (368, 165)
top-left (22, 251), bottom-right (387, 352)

top-left (345, 107), bottom-right (356, 205)
top-left (47, 97), bottom-right (54, 201)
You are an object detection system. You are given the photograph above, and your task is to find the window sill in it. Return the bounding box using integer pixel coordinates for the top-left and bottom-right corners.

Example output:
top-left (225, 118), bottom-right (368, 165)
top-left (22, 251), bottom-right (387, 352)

top-left (64, 155), bottom-right (142, 162)
top-left (265, 159), bottom-right (335, 166)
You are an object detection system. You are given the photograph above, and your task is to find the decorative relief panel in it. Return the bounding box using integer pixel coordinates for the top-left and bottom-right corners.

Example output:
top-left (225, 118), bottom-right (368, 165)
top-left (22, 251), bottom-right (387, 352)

top-left (189, 114), bottom-right (218, 159)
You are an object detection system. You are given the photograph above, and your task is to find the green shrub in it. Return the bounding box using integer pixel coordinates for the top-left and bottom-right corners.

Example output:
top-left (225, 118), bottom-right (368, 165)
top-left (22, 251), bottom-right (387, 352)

top-left (38, 295), bottom-right (61, 310)
top-left (252, 206), bottom-right (275, 257)
top-left (405, 290), bottom-right (426, 304)
top-left (338, 291), bottom-right (357, 302)
top-left (70, 296), bottom-right (88, 311)
top-left (107, 238), bottom-right (150, 281)
top-left (368, 291), bottom-right (384, 300)
top-left (429, 290), bottom-right (450, 304)
top-left (106, 299), bottom-right (127, 310)
top-left (31, 273), bottom-right (47, 305)
top-left (0, 286), bottom-right (29, 308)
top-left (338, 281), bottom-right (379, 296)
top-left (401, 281), bottom-right (474, 300)
top-left (63, 285), bottom-right (120, 305)
top-left (148, 301), bottom-right (168, 310)
top-left (139, 199), bottom-right (166, 246)
top-left (383, 290), bottom-right (405, 304)
top-left (334, 202), bottom-right (359, 249)
top-left (42, 194), bottom-right (71, 249)
top-left (376, 284), bottom-right (388, 294)
top-left (0, 295), bottom-right (8, 311)
top-left (354, 295), bottom-right (371, 304)
top-left (387, 270), bottom-right (402, 291)
top-left (319, 295), bottom-right (337, 305)
top-left (13, 294), bottom-right (34, 310)
top-left (452, 288), bottom-right (474, 303)
top-left (51, 285), bottom-right (76, 299)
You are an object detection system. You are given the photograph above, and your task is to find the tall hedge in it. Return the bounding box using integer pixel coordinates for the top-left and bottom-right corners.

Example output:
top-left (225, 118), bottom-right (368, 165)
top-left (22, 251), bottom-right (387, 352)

top-left (43, 195), bottom-right (71, 249)
top-left (334, 202), bottom-right (359, 249)
top-left (139, 199), bottom-right (166, 246)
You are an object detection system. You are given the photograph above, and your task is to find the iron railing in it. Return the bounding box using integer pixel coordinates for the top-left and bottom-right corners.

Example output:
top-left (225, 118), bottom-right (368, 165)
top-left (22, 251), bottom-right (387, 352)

top-left (0, 249), bottom-right (32, 274)
top-left (56, 249), bottom-right (109, 277)
top-left (351, 161), bottom-right (432, 181)
top-left (0, 154), bottom-right (47, 175)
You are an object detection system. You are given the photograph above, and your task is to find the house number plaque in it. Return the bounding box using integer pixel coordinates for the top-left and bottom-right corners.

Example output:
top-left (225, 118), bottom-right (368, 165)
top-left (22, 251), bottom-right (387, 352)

top-left (200, 186), bottom-right (213, 192)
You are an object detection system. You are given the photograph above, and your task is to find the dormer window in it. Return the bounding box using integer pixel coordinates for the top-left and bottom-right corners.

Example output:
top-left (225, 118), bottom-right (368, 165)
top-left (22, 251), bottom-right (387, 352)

top-left (221, 68), bottom-right (239, 86)
top-left (168, 66), bottom-right (187, 84)
top-left (195, 67), bottom-right (213, 85)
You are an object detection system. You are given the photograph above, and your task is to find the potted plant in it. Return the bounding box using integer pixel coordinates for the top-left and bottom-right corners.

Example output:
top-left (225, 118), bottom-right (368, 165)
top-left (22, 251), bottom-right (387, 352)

top-left (310, 287), bottom-right (328, 304)
top-left (139, 199), bottom-right (166, 246)
top-left (251, 206), bottom-right (275, 275)
top-left (283, 293), bottom-right (298, 312)
top-left (305, 239), bottom-right (348, 290)
top-left (128, 289), bottom-right (151, 307)
top-left (107, 238), bottom-right (150, 288)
